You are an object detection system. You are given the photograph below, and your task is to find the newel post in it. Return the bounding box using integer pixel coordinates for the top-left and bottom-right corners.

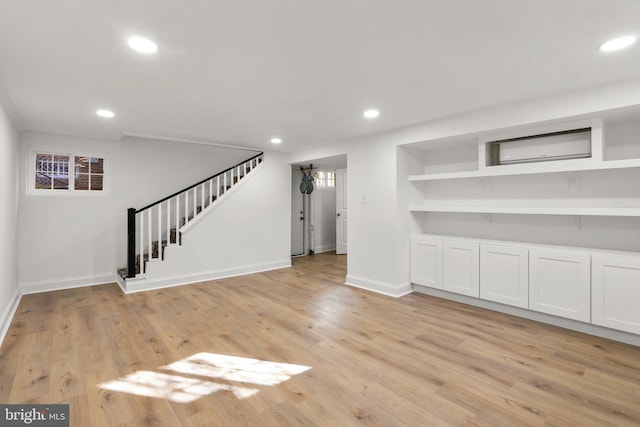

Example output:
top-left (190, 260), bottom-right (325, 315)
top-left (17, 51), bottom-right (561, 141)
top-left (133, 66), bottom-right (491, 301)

top-left (127, 208), bottom-right (136, 278)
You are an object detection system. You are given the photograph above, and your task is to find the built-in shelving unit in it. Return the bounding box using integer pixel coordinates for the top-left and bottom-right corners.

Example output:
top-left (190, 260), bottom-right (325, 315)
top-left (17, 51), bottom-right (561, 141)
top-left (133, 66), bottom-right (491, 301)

top-left (402, 111), bottom-right (640, 344)
top-left (406, 116), bottom-right (640, 220)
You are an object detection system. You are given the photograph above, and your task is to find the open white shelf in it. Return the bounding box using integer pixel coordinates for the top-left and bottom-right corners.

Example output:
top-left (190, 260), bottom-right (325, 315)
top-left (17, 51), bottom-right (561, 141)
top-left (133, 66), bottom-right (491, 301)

top-left (409, 205), bottom-right (640, 217)
top-left (409, 157), bottom-right (640, 181)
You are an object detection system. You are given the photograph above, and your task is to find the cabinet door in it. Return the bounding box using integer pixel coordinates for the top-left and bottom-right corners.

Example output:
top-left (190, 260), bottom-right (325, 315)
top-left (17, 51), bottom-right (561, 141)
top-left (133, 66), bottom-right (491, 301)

top-left (443, 240), bottom-right (479, 297)
top-left (529, 249), bottom-right (590, 322)
top-left (410, 236), bottom-right (443, 289)
top-left (480, 244), bottom-right (529, 308)
top-left (592, 255), bottom-right (640, 334)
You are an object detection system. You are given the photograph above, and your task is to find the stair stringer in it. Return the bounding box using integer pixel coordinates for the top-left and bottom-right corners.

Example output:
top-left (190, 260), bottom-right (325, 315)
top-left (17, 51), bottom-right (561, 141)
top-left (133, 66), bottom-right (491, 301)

top-left (123, 153), bottom-right (291, 293)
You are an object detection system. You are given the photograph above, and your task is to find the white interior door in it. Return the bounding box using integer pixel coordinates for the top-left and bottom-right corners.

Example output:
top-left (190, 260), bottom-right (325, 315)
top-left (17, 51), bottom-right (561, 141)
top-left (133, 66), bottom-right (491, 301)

top-left (291, 170), bottom-right (304, 256)
top-left (336, 168), bottom-right (348, 254)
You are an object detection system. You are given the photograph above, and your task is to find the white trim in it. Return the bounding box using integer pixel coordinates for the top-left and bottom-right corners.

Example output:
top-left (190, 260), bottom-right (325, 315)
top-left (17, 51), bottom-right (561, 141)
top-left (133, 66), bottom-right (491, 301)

top-left (121, 132), bottom-right (261, 153)
top-left (0, 287), bottom-right (22, 347)
top-left (413, 285), bottom-right (640, 347)
top-left (115, 273), bottom-right (127, 293)
top-left (20, 273), bottom-right (115, 295)
top-left (345, 275), bottom-right (413, 298)
top-left (123, 259), bottom-right (291, 294)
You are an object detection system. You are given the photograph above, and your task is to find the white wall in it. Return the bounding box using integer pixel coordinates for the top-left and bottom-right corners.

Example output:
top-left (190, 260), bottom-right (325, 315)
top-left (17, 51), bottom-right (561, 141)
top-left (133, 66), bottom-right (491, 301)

top-left (0, 101), bottom-right (20, 339)
top-left (18, 132), bottom-right (255, 293)
top-left (143, 152), bottom-right (291, 288)
top-left (290, 77), bottom-right (640, 298)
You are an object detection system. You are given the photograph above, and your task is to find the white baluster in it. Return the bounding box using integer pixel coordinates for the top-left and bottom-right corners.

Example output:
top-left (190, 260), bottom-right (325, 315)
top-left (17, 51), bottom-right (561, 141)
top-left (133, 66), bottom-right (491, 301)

top-left (184, 189), bottom-right (189, 224)
top-left (139, 212), bottom-right (144, 275)
top-left (223, 173), bottom-right (227, 193)
top-left (217, 176), bottom-right (220, 198)
top-left (193, 187), bottom-right (197, 219)
top-left (147, 209), bottom-right (151, 266)
top-left (201, 183), bottom-right (205, 211)
top-left (209, 179), bottom-right (213, 205)
top-left (157, 204), bottom-right (162, 259)
top-left (166, 199), bottom-right (170, 246)
top-left (176, 194), bottom-right (180, 234)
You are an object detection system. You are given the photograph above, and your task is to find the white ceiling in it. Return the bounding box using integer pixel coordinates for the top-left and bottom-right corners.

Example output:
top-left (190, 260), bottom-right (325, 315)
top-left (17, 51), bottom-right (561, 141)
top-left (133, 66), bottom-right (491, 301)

top-left (1, 0), bottom-right (639, 153)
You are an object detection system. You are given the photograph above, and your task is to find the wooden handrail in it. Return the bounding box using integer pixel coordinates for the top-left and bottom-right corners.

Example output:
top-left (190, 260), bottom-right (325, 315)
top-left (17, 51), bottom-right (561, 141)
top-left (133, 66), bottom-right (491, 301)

top-left (136, 152), bottom-right (263, 214)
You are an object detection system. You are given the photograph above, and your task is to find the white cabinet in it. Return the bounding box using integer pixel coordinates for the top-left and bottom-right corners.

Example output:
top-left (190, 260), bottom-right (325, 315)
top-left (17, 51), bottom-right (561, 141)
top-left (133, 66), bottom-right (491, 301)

top-left (480, 244), bottom-right (529, 308)
top-left (410, 236), bottom-right (442, 289)
top-left (529, 249), bottom-right (591, 322)
top-left (410, 234), bottom-right (640, 338)
top-left (592, 255), bottom-right (640, 334)
top-left (443, 240), bottom-right (479, 297)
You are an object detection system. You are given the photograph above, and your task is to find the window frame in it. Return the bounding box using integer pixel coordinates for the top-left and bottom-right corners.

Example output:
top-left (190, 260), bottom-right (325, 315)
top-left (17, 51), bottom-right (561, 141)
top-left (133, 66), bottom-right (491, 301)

top-left (314, 170), bottom-right (336, 188)
top-left (27, 147), bottom-right (109, 196)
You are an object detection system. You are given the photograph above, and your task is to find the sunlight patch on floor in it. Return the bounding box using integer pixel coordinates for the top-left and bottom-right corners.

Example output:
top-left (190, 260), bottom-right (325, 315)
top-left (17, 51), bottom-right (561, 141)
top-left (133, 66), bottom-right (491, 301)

top-left (98, 370), bottom-right (258, 403)
top-left (163, 352), bottom-right (311, 386)
top-left (98, 353), bottom-right (310, 403)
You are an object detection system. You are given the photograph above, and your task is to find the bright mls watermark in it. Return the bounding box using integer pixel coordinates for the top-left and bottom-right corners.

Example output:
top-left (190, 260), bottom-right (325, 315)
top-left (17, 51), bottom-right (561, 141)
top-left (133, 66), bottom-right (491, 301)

top-left (0, 405), bottom-right (69, 426)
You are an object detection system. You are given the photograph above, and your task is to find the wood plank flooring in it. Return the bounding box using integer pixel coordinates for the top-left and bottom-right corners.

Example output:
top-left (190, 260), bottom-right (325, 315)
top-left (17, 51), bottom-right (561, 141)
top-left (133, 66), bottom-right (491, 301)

top-left (1, 252), bottom-right (639, 426)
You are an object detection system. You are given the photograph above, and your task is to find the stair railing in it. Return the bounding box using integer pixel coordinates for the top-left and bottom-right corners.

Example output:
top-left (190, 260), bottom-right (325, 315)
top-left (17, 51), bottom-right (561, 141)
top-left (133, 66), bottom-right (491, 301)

top-left (126, 152), bottom-right (263, 278)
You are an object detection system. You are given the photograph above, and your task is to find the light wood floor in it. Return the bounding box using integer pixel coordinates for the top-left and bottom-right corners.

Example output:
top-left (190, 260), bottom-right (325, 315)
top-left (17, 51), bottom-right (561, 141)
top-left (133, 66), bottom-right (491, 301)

top-left (1, 252), bottom-right (639, 426)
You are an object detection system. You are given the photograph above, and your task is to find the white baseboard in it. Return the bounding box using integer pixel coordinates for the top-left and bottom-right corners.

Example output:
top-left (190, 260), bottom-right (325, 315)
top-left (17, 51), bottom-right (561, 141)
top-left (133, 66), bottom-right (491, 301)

top-left (115, 273), bottom-right (127, 293)
top-left (312, 245), bottom-right (336, 254)
top-left (20, 273), bottom-right (116, 295)
top-left (123, 259), bottom-right (292, 293)
top-left (345, 275), bottom-right (413, 298)
top-left (413, 284), bottom-right (640, 347)
top-left (0, 287), bottom-right (22, 347)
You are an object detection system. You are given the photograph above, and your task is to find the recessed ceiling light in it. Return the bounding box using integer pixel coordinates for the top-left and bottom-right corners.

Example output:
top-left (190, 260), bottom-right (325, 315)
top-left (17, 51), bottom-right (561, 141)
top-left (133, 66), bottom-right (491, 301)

top-left (598, 35), bottom-right (636, 52)
top-left (128, 36), bottom-right (158, 54)
top-left (96, 109), bottom-right (115, 118)
top-left (363, 109), bottom-right (380, 119)
top-left (270, 138), bottom-right (282, 144)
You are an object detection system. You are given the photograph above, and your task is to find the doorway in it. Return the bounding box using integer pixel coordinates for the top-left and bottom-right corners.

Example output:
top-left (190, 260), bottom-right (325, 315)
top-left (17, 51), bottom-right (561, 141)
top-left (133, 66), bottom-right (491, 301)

top-left (291, 168), bottom-right (305, 256)
top-left (290, 154), bottom-right (347, 258)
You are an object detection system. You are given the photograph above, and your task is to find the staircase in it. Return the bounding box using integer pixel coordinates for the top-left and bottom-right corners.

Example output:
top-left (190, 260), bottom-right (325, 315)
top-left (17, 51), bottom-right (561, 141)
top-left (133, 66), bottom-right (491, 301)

top-left (118, 152), bottom-right (263, 280)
